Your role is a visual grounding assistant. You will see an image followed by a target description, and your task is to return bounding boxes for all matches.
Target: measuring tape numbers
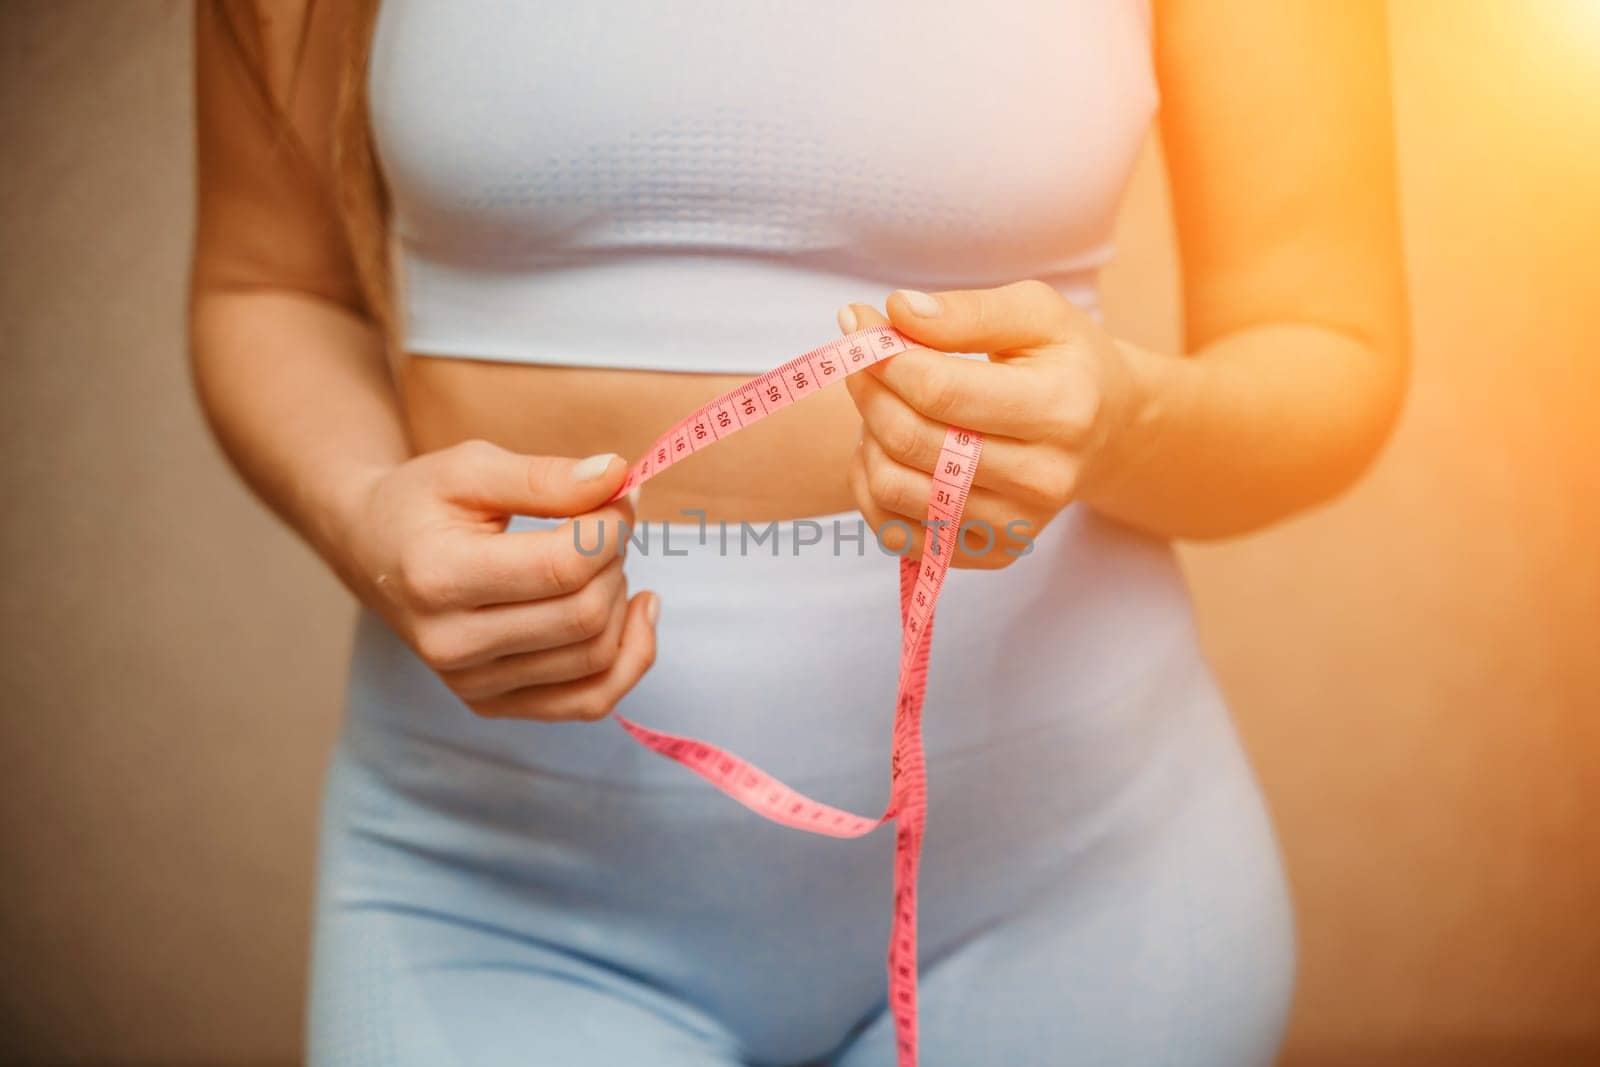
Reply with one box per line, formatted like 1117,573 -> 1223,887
602,325 -> 983,1066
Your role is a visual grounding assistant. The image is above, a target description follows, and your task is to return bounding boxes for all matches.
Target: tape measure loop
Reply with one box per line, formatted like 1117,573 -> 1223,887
607,326 -> 982,1067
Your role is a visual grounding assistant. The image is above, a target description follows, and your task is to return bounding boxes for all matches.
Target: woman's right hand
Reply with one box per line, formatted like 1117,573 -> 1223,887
332,439 -> 658,722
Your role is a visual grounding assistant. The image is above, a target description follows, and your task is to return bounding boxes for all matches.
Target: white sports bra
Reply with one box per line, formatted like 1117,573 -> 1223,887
367,1 -> 1158,374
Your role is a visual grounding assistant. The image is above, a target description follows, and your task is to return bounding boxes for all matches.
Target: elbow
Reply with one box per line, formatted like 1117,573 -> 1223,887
1179,318 -> 1412,544
1246,320 -> 1409,540
185,281 -> 227,424
1331,311 -> 1412,498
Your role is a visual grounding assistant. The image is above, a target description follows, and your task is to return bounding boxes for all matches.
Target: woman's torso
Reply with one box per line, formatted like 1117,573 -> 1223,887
369,0 -> 1158,520
330,13 -> 1298,1056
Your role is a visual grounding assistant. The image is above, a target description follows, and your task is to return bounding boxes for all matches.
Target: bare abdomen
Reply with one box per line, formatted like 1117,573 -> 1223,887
399,353 -> 864,523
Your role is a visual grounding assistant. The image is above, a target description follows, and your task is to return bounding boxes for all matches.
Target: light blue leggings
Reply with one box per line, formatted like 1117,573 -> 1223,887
306,506 -> 1295,1065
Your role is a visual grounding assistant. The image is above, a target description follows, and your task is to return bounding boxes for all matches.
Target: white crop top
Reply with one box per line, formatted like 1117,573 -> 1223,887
367,1 -> 1158,374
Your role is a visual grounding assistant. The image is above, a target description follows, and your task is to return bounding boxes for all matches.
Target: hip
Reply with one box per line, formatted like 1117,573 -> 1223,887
340,501 -> 1213,791
332,500 -> 1264,920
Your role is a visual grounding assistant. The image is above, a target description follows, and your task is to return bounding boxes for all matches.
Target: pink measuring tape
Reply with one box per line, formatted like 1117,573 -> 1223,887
603,325 -> 980,1066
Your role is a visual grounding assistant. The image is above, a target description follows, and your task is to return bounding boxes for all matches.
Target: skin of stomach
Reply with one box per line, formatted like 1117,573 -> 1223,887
400,353 -> 865,524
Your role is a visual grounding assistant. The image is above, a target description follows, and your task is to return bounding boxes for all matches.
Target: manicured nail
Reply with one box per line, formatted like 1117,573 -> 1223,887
894,289 -> 941,316
572,453 -> 621,482
627,487 -> 641,510
645,592 -> 661,626
836,303 -> 858,334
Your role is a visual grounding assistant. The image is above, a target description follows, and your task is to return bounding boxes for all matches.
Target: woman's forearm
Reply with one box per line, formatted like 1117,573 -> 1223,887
187,286 -> 410,583
1080,322 -> 1406,540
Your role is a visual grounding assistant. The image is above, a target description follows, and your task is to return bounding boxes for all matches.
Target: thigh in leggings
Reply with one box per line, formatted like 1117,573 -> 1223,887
832,653 -> 1295,1066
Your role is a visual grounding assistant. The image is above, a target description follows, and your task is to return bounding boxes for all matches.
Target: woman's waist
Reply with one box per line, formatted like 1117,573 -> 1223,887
400,352 -> 863,522
335,521 -> 1232,946
343,504 -> 1213,788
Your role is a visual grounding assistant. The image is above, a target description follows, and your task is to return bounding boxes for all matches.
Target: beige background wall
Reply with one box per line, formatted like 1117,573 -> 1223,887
2,2 -> 1595,1064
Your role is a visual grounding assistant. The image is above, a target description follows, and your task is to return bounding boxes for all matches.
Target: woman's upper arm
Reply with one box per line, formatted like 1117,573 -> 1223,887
1151,0 -> 1408,358
191,0 -> 365,311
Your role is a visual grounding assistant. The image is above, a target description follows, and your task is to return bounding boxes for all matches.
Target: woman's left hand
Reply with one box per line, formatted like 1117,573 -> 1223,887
839,279 -> 1145,569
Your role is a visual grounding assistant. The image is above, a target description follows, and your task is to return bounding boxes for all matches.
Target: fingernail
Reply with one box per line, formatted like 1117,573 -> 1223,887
645,592 -> 661,626
627,487 -> 641,510
573,453 -> 621,482
894,289 -> 941,316
835,303 -> 858,334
